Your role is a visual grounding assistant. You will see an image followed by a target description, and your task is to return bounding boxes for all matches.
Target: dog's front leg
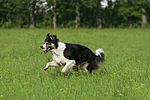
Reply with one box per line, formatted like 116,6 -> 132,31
44,61 -> 60,70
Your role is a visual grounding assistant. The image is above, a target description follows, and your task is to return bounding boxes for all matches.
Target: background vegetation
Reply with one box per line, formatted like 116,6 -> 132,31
0,0 -> 150,28
0,29 -> 150,99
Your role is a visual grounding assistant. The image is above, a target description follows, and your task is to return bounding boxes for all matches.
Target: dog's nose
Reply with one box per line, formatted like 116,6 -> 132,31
40,46 -> 43,49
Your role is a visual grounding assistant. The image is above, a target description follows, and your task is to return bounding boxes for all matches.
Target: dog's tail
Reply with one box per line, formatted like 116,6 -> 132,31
86,48 -> 105,74
95,48 -> 105,63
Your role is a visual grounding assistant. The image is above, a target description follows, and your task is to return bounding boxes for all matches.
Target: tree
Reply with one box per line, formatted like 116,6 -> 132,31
80,0 -> 100,28
97,10 -> 102,29
0,0 -> 9,28
6,0 -> 11,28
76,0 -> 80,28
141,8 -> 147,27
29,0 -> 35,28
139,0 -> 149,27
34,0 -> 53,28
53,0 -> 57,29
55,0 -> 75,28
0,0 -> 150,28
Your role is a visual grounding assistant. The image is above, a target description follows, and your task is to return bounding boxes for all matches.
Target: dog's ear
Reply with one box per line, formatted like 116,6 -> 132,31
50,35 -> 57,40
46,33 -> 50,38
50,35 -> 59,42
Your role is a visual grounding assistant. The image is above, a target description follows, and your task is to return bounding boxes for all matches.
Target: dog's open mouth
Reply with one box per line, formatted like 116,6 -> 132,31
44,48 -> 51,53
44,50 -> 49,53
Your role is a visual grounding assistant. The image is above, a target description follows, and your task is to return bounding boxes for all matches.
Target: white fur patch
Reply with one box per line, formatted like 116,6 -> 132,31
51,42 -> 76,66
95,48 -> 104,58
42,42 -> 47,51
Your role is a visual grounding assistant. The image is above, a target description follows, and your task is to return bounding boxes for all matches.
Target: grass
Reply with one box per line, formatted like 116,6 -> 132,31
0,29 -> 150,100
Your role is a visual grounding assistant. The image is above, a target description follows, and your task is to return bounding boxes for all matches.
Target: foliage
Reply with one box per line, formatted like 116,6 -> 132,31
0,29 -> 150,99
56,0 -> 76,28
0,0 -> 150,28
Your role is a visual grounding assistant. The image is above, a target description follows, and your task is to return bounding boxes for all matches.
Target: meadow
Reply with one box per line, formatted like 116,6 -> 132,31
0,29 -> 150,100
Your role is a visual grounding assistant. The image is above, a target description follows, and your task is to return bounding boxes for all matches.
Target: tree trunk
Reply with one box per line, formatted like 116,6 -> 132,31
53,0 -> 57,29
97,11 -> 102,29
75,0 -> 80,28
6,0 -> 11,28
29,0 -> 35,29
141,8 -> 147,27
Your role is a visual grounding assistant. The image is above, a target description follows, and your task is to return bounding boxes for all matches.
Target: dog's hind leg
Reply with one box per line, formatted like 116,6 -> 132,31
73,66 -> 78,72
86,64 -> 93,74
86,61 -> 99,74
44,61 -> 60,70
80,62 -> 89,74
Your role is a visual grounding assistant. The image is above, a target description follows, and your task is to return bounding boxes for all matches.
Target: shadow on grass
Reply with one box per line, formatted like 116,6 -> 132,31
44,65 -> 108,79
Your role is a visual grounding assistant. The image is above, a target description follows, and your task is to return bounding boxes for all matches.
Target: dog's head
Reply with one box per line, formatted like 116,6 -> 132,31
40,33 -> 59,53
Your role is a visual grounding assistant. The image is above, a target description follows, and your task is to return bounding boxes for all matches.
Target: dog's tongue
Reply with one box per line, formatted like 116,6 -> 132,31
44,50 -> 49,53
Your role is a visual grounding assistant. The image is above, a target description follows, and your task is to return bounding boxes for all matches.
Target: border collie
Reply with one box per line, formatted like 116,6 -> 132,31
40,33 -> 105,75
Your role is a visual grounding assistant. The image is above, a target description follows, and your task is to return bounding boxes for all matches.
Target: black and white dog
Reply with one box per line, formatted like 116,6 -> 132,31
40,33 -> 105,75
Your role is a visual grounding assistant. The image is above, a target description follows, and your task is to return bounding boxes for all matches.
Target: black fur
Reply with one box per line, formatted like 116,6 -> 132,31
41,33 -> 105,74
44,33 -> 59,49
64,43 -> 103,73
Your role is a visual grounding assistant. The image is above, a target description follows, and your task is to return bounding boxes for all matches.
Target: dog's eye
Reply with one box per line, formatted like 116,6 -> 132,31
43,43 -> 49,45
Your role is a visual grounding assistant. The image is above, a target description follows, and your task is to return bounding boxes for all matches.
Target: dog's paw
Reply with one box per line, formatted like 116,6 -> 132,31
44,67 -> 48,70
64,73 -> 68,76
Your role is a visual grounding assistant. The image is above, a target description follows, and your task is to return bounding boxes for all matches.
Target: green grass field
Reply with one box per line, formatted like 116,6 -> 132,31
0,29 -> 150,100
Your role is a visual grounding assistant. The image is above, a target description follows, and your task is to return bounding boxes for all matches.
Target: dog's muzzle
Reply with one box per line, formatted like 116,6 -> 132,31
40,46 -> 44,49
40,45 -> 52,53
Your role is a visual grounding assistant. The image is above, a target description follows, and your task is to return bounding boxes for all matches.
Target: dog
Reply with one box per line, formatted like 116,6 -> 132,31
40,33 -> 105,75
